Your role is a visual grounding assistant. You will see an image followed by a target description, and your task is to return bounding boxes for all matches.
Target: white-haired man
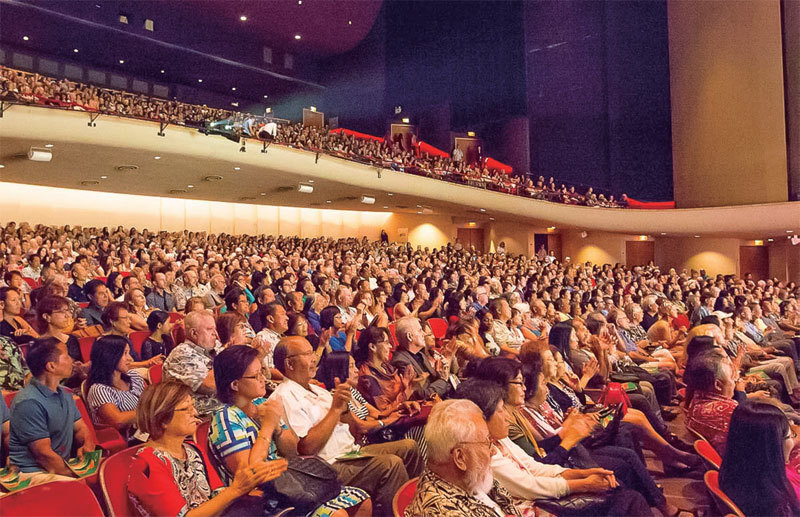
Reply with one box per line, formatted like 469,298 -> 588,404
407,399 -> 521,516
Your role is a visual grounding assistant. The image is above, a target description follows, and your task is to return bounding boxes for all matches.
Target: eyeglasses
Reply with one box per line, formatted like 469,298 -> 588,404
242,371 -> 267,380
509,380 -> 526,387
452,435 -> 493,451
287,350 -> 315,359
786,428 -> 797,440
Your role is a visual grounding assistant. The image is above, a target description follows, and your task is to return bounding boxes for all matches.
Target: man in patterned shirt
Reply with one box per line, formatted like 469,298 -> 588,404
685,348 -> 738,453
163,311 -> 222,417
408,399 -> 521,517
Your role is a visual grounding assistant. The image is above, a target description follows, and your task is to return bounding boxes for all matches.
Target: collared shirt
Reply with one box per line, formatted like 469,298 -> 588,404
0,335 -> 30,391
686,391 -> 738,453
146,288 -> 175,312
21,265 -> 42,280
9,377 -> 81,472
174,285 -> 209,311
163,341 -> 222,417
268,378 -> 358,463
79,304 -> 105,327
338,305 -> 356,325
406,469 -> 521,517
67,281 -> 89,302
252,328 -> 281,371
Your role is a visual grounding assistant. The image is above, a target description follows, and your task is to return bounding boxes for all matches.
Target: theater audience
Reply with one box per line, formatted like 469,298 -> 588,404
8,339 -> 95,485
141,310 -> 174,361
79,278 -> 110,327
215,311 -> 252,348
35,295 -> 82,362
251,301 -> 287,381
1,286 -> 39,345
391,317 -> 453,399
685,348 -> 738,452
146,271 -> 176,312
269,336 -> 422,514
128,381 -> 287,517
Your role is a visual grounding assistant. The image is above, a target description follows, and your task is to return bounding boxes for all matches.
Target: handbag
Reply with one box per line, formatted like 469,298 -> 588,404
534,493 -> 610,515
260,456 -> 342,515
581,403 -> 624,449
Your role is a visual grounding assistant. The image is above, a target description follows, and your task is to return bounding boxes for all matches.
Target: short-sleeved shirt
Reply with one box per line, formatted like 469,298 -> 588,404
208,398 -> 286,483
79,304 -> 105,327
268,378 -> 358,463
163,342 -> 222,417
0,395 -> 9,425
9,377 -> 81,472
251,328 -> 281,370
87,370 -> 145,423
0,335 -> 30,391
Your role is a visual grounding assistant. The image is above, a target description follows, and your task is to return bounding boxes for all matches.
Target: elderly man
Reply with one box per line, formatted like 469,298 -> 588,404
146,271 -> 175,312
202,273 -> 226,309
391,317 -> 451,399
269,336 -> 421,514
685,348 -> 738,453
407,399 -> 521,517
174,269 -> 208,311
470,284 -> 490,313
162,311 -> 222,417
334,286 -> 356,324
66,263 -> 89,302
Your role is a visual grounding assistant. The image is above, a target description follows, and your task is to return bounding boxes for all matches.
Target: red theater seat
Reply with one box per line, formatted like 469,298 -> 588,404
0,480 -> 104,517
79,336 -> 96,362
100,446 -> 139,517
694,439 -> 722,470
149,363 -> 163,384
128,330 -> 150,358
427,318 -> 447,339
392,477 -> 418,517
704,470 -> 745,517
73,395 -> 126,456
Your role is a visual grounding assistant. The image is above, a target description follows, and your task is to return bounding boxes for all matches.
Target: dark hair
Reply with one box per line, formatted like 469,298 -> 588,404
700,314 -> 721,327
585,318 -> 603,335
224,287 -> 245,312
35,295 -> 70,333
216,312 -> 246,344
453,379 -> 505,421
521,358 -> 544,402
353,326 -> 390,366
685,348 -> 727,393
319,306 -> 341,330
287,312 -> 307,335
685,335 -> 716,362
0,286 -> 19,304
214,345 -> 261,404
720,401 -> 800,516
548,322 -> 574,364
87,335 -> 131,390
473,357 -> 522,391
273,340 -> 289,375
147,310 -> 170,332
27,337 -> 65,377
315,351 -> 352,390
83,278 -> 106,300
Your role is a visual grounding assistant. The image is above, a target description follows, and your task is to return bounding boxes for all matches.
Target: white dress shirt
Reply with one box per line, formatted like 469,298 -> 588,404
491,437 -> 569,500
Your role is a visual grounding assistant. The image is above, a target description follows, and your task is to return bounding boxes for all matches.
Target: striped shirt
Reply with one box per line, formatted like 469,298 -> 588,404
86,370 -> 145,423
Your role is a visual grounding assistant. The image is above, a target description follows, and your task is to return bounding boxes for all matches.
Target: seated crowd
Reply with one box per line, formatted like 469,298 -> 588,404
0,65 -> 628,209
0,220 -> 798,516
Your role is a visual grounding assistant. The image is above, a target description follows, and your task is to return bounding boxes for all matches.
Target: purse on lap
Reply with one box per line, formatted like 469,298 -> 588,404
260,456 -> 342,515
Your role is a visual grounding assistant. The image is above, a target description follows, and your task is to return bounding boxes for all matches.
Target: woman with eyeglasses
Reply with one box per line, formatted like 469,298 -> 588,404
129,381 -> 287,517
215,312 -> 252,348
208,346 -> 371,517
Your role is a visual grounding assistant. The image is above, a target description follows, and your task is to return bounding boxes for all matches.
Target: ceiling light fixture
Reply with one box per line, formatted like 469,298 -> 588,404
264,95 -> 268,98
402,117 -> 410,123
298,183 -> 314,193
660,232 -> 667,235
787,230 -> 794,233
479,208 -> 486,212
160,69 -> 165,74
198,79 -> 203,83
100,175 -> 108,179
694,235 -> 701,238
0,165 -> 4,169
361,195 -> 376,205
234,167 -> 240,171
231,87 -> 236,91
298,0 -> 302,4
260,192 -> 266,196
768,238 -> 774,242
23,36 -> 29,41
119,59 -> 125,64
326,200 -> 332,204
239,15 -> 247,21
187,184 -> 194,188
383,206 -> 389,209
73,48 -> 79,53
387,193 -> 393,196
348,20 -> 352,25
294,34 -> 302,40
44,144 -> 54,148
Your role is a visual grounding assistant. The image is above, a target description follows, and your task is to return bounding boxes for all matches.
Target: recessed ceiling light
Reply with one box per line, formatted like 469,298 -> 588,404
298,0 -> 302,4
119,59 -> 125,64
294,34 -> 302,40
198,79 -> 203,83
694,235 -> 701,238
231,87 -> 236,91
479,208 -> 486,212
768,238 -> 774,242
44,144 -> 54,148
260,192 -> 266,196
383,206 -> 388,209
73,48 -> 79,53
326,200 -> 332,203
348,20 -> 352,25
187,184 -> 194,188
234,167 -> 240,171
787,230 -> 794,233
239,15 -> 247,21
660,232 -> 667,235
160,69 -> 165,74
100,175 -> 108,179
416,204 -> 422,208
23,36 -> 29,41
154,156 -> 161,160
489,217 -> 495,221
0,165 -> 5,169
308,179 -> 314,183
387,193 -> 393,196
263,95 -> 268,99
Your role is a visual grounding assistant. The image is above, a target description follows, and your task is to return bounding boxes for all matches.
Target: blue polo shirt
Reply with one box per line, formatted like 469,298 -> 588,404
9,378 -> 81,472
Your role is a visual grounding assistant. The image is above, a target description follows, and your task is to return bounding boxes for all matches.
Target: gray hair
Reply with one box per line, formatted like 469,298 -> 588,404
424,399 -> 484,465
394,316 -> 419,349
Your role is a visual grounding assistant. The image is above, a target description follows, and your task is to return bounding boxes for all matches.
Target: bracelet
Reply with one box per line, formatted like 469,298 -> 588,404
377,419 -> 385,428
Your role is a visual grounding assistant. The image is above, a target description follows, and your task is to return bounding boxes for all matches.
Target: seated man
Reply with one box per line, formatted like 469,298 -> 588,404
685,348 -> 738,452
162,311 -> 222,417
269,336 -> 422,515
8,339 -> 95,486
66,263 -> 89,303
79,279 -> 109,327
407,398 -> 521,517
390,316 -> 451,399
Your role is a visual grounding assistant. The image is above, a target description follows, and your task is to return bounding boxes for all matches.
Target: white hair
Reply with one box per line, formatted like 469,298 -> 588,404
424,399 -> 484,465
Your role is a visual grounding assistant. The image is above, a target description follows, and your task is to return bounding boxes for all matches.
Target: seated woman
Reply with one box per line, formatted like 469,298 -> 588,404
141,310 -> 175,361
318,306 -> 356,354
103,301 -> 163,371
353,326 -> 421,412
445,315 -> 489,373
389,283 -> 414,320
128,381 -> 287,517
124,287 -> 151,331
477,309 -> 501,356
453,378 -> 652,517
286,312 -> 319,351
208,346 -> 371,517
0,286 -> 39,345
216,312 -> 252,348
86,335 -> 144,439
720,401 -> 800,516
473,356 -> 687,516
647,303 -> 687,361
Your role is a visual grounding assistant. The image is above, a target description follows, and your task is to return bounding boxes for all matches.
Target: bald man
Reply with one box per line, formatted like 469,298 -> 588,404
162,311 -> 222,416
269,336 -> 421,514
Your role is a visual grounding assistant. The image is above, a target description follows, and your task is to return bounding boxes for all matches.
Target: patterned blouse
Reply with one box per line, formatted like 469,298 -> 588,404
163,342 -> 222,417
87,370 -> 145,426
406,469 -> 521,517
0,335 -> 29,391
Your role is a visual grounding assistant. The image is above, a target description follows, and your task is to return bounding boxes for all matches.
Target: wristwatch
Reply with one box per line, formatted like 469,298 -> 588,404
377,419 -> 385,428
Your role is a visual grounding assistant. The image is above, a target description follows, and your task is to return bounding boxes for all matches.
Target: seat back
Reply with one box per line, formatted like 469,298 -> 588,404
704,470 -> 745,517
22,277 -> 38,289
694,439 -> 722,470
78,336 -> 96,362
194,420 -> 211,459
0,480 -> 104,516
392,477 -> 418,517
388,322 -> 399,350
4,390 -> 18,408
149,363 -> 163,384
100,446 -> 139,517
427,318 -> 448,339
168,312 -> 184,323
128,330 -> 151,358
386,306 -> 394,320
687,425 -> 711,444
